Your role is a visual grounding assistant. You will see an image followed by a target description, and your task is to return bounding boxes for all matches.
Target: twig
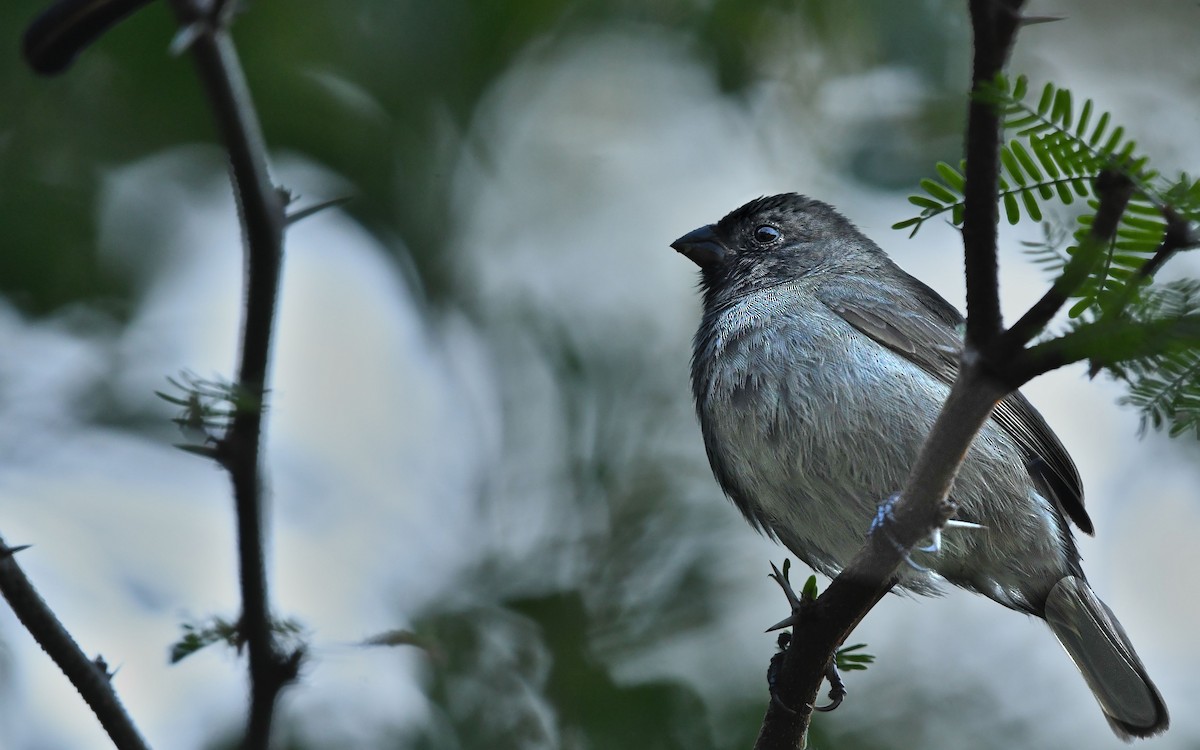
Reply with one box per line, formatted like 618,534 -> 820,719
1135,209 -> 1195,281
1011,314 -> 1200,385
22,0 -> 157,75
961,0 -> 1026,344
0,540 -> 151,750
164,1 -> 298,747
1095,207 -> 1198,331
996,169 -> 1135,361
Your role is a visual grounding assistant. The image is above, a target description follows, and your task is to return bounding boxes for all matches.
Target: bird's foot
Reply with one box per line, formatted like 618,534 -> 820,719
868,493 -> 931,571
815,658 -> 846,712
766,632 -> 795,714
870,495 -> 987,570
765,615 -> 847,713
763,566 -> 848,715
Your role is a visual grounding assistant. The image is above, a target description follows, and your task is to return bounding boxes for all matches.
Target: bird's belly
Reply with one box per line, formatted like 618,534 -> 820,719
699,328 -> 1068,596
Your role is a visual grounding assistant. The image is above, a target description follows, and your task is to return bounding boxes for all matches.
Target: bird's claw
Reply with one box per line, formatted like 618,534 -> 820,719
868,496 -> 985,569
764,561 -> 849,715
766,625 -> 848,715
815,659 -> 847,712
767,632 -> 796,714
915,527 -> 941,554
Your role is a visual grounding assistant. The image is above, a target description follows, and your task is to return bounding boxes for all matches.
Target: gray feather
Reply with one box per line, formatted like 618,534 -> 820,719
1045,576 -> 1169,738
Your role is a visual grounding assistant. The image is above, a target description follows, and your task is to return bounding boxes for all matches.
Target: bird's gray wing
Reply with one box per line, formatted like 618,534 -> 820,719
815,269 -> 1092,535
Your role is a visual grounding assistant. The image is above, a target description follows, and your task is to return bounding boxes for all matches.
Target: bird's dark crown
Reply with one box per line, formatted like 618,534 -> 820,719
715,193 -> 853,240
692,193 -> 884,304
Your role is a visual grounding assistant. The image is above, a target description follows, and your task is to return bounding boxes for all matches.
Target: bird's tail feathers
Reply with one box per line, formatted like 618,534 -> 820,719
1044,575 -> 1168,740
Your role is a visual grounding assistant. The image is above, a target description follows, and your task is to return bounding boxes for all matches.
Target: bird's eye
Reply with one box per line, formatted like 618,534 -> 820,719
753,225 -> 781,244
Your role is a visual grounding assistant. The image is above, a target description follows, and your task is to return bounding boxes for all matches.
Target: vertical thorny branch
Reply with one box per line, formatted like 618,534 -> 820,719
165,1 -> 301,747
13,1 -> 301,747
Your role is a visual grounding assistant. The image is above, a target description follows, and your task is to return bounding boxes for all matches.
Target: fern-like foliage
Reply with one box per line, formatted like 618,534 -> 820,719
897,75 -> 1200,439
896,75 -> 1159,235
1019,221 -> 1071,275
1119,280 -> 1200,438
897,75 -> 1200,319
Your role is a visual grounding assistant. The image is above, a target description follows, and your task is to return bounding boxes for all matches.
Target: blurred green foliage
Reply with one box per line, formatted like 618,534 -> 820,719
2,0 -> 965,315
413,593 -> 721,750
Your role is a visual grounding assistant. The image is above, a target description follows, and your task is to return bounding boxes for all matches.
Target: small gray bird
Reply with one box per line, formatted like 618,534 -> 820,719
672,193 -> 1168,739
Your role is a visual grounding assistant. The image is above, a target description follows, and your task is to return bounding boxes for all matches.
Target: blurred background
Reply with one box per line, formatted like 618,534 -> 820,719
1,0 -> 1198,748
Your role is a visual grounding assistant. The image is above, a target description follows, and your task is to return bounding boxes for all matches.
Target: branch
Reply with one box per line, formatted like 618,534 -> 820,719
961,0 -> 1026,344
996,169 -> 1134,357
996,181 -> 1195,386
164,1 -> 299,747
1098,207 -> 1198,328
22,0 -> 157,75
1011,315 -> 1200,386
0,541 -> 151,750
1134,209 -> 1196,282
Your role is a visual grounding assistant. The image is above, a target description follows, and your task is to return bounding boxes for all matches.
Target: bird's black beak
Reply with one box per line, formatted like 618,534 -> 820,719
671,224 -> 728,268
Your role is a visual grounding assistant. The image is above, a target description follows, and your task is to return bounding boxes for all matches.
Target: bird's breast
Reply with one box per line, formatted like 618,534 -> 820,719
690,292 -> 1069,592
691,294 -> 952,571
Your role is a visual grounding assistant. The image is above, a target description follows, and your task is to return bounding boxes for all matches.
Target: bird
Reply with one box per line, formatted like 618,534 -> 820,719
671,192 -> 1168,740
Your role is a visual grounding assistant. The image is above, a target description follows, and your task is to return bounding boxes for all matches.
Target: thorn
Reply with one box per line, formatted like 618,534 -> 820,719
168,21 -> 206,56
285,196 -> 353,226
175,443 -> 224,461
1018,14 -> 1067,26
919,521 -> 985,553
766,559 -> 807,631
766,613 -> 802,633
93,655 -> 115,680
945,519 -> 985,531
768,561 -> 804,610
1,544 -> 31,559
